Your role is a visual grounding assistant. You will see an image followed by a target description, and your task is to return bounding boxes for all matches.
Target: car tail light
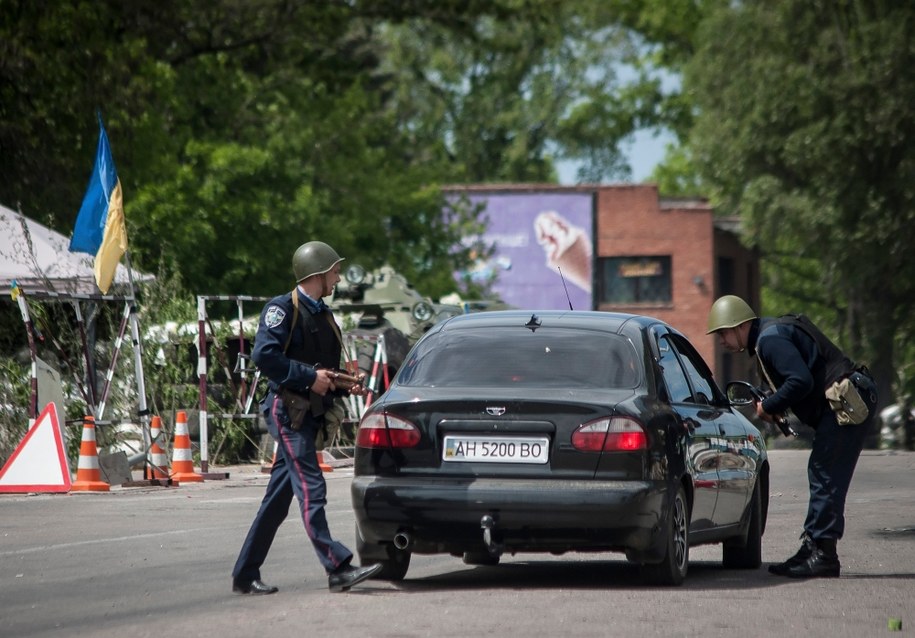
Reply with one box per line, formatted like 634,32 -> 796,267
356,413 -> 421,449
571,416 -> 647,452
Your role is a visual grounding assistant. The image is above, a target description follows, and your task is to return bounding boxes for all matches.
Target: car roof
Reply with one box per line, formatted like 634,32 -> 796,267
435,309 -> 669,334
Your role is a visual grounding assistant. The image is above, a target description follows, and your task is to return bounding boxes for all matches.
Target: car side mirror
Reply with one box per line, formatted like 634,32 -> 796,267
726,381 -> 758,406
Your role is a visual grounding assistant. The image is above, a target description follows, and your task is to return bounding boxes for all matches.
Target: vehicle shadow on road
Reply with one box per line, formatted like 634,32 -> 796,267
838,573 -> 915,580
388,559 -> 831,592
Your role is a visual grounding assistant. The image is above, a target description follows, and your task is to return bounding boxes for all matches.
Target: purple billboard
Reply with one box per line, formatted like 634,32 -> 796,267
455,192 -> 595,310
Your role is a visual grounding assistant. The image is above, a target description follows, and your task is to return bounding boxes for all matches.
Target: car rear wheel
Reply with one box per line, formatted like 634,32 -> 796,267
640,484 -> 689,586
355,525 -> 411,581
722,479 -> 763,569
370,546 -> 411,581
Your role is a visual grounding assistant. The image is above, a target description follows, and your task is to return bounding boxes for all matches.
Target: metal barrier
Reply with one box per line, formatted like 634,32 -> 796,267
193,295 -> 393,466
11,286 -> 153,473
194,295 -> 270,477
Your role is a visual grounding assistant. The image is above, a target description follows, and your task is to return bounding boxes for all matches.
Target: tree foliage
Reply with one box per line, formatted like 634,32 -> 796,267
0,1 -> 502,296
686,0 -> 915,405
377,3 -> 648,183
2,0 -> 685,301
4,0 -> 915,413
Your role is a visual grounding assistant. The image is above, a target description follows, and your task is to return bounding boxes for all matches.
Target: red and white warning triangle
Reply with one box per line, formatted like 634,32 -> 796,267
0,402 -> 72,493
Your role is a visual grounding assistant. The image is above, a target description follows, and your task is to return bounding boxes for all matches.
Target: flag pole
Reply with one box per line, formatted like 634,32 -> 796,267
71,113 -> 154,477
122,249 -> 153,473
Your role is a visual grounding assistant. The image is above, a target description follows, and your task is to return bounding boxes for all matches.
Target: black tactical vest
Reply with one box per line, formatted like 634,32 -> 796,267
769,314 -> 857,387
760,314 -> 858,426
286,307 -> 343,415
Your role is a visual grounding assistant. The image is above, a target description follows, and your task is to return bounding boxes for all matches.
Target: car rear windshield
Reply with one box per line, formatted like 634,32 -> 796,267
396,327 -> 641,389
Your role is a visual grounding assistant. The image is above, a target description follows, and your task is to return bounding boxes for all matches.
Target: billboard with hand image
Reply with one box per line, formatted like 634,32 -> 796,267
454,192 -> 594,310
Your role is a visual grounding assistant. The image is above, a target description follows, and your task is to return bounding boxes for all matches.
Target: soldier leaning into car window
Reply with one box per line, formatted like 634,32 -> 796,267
706,295 -> 877,579
231,241 -> 381,595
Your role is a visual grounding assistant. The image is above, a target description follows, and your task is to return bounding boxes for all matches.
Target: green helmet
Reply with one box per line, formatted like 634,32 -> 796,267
706,295 -> 757,334
292,241 -> 344,282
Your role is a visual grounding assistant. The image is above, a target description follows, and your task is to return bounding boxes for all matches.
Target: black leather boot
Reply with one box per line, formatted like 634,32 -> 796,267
768,532 -> 815,576
786,538 -> 840,579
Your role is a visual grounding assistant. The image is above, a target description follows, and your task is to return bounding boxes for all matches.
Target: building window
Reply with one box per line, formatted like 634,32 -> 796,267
599,256 -> 672,304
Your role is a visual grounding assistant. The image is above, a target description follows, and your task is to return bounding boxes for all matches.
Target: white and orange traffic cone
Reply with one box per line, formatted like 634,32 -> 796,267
316,449 -> 333,473
71,416 -> 110,492
147,416 -> 176,483
261,444 -> 331,472
170,411 -> 203,483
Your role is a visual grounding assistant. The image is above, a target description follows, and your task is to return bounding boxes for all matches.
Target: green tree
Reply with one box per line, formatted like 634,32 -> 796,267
0,0 -> 739,305
0,1 -> 149,228
597,0 -> 720,189
686,0 -> 915,408
0,0 -> 518,299
379,2 -> 682,184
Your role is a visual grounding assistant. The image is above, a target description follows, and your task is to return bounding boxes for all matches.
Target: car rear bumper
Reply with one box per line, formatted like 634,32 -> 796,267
351,475 -> 669,558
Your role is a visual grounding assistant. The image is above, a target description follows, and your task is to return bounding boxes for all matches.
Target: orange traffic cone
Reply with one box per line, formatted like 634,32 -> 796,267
261,443 -> 332,472
71,416 -> 110,492
147,416 -> 176,483
316,448 -> 333,473
170,411 -> 203,483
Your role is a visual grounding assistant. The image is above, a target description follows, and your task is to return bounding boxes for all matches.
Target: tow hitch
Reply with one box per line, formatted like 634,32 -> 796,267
480,514 -> 504,557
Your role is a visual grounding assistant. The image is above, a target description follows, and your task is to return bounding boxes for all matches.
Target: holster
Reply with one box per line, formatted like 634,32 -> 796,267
279,387 -> 311,431
825,377 -> 869,425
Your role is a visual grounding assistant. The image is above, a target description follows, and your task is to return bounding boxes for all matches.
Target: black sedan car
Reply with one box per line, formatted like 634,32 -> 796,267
351,310 -> 768,585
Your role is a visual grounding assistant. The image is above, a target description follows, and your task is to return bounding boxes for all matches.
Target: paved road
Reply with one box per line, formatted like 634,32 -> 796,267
1,449 -> 913,638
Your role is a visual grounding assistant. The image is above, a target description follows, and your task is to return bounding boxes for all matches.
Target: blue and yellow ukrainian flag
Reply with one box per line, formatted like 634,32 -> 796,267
69,115 -> 127,294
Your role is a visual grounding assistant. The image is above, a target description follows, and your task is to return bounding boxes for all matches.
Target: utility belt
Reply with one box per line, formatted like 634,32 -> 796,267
826,367 -> 877,426
275,386 -> 334,449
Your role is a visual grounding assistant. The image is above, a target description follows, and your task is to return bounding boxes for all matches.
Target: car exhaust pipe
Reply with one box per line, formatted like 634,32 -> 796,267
480,515 -> 503,556
393,531 -> 412,550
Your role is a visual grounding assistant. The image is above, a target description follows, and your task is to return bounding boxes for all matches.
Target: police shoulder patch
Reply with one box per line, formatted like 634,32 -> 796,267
264,305 -> 286,328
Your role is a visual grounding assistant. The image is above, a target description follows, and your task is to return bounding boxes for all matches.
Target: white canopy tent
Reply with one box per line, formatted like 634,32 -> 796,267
2,203 -> 155,475
0,202 -> 151,294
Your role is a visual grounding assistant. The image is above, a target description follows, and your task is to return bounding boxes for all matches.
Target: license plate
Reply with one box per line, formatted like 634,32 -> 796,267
442,435 -> 549,464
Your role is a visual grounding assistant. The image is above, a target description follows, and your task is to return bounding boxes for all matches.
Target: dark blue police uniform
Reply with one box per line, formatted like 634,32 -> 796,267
748,317 -> 877,542
232,288 -> 353,585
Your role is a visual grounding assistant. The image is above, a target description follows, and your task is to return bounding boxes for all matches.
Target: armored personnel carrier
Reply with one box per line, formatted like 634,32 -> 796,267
329,264 -> 463,380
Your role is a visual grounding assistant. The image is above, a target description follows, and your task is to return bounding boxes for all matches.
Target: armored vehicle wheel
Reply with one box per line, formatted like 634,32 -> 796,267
350,323 -> 412,385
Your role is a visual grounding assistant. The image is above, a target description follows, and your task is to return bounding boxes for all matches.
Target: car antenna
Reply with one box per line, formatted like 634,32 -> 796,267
558,267 -> 574,310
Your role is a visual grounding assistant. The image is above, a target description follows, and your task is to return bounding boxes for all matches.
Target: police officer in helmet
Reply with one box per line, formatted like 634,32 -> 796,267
707,295 -> 877,579
232,241 -> 381,594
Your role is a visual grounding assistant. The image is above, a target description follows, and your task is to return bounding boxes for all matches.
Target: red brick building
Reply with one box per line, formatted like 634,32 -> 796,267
593,184 -> 758,383
446,183 -> 759,384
